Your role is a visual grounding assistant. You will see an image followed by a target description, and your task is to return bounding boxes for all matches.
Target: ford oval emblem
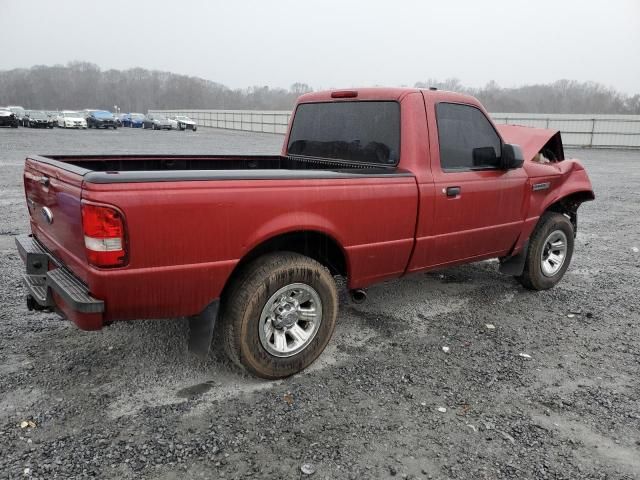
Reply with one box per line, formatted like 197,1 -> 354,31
41,207 -> 54,225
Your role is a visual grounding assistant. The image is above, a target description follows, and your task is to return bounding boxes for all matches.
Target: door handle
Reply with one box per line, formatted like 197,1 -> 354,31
39,176 -> 50,187
446,186 -> 461,197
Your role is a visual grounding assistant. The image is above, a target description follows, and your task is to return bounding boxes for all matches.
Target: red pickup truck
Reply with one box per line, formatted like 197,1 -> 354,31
17,88 -> 594,378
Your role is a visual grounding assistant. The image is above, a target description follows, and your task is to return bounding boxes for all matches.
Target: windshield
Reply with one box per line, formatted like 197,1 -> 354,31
94,111 -> 113,118
287,101 -> 400,165
30,111 -> 48,119
175,116 -> 191,121
63,111 -> 81,118
131,114 -> 145,119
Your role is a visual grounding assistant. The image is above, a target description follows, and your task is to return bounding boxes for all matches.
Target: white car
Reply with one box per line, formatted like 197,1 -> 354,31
166,117 -> 178,130
58,111 -> 87,129
173,115 -> 197,131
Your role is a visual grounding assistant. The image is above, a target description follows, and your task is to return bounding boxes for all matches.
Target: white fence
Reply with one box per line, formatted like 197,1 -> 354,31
150,109 -> 291,134
492,113 -> 640,149
151,109 -> 640,149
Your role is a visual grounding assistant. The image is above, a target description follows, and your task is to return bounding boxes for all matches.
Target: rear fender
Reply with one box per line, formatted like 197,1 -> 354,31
242,212 -> 347,263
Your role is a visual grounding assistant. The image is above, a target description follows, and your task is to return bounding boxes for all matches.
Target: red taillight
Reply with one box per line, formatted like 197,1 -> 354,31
331,90 -> 358,98
81,202 -> 127,268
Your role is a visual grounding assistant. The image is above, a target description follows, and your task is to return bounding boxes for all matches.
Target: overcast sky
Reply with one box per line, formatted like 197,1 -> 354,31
1,0 -> 639,94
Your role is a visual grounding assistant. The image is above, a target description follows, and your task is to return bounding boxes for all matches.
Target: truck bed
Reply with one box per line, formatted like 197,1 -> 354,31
23,152 -> 419,326
35,154 -> 410,183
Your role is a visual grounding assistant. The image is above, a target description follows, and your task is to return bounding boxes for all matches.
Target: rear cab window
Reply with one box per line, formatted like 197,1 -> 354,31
287,101 -> 400,165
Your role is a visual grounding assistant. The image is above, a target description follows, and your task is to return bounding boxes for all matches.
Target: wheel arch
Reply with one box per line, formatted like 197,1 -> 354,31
544,189 -> 595,234
219,229 -> 349,302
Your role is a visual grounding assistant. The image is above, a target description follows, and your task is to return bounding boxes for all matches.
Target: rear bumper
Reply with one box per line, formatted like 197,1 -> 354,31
16,234 -> 105,330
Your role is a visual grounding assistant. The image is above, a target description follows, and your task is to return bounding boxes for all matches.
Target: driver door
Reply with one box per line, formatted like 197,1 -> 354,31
426,102 -> 528,267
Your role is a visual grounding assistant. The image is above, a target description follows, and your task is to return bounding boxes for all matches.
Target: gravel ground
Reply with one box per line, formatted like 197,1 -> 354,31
0,127 -> 639,480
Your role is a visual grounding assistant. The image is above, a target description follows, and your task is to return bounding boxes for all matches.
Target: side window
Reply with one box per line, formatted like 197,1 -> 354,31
436,103 -> 502,171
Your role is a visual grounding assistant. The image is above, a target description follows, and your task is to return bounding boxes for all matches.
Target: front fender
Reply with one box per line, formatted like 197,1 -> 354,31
538,160 -> 594,213
514,159 -> 594,253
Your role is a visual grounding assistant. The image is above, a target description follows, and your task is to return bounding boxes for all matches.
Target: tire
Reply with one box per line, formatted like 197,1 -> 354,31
517,212 -> 574,290
219,252 -> 338,379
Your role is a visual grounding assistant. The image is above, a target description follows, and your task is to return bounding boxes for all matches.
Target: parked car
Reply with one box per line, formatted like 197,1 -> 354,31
173,115 -> 197,131
142,113 -> 173,130
58,111 -> 88,129
6,106 -> 26,126
24,110 -> 55,128
121,113 -> 144,128
114,113 -> 126,127
0,108 -> 19,128
16,87 -> 594,379
86,110 -> 117,129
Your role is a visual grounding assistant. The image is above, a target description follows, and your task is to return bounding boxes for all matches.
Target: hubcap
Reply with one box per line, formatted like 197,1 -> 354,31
258,283 -> 322,358
540,230 -> 568,277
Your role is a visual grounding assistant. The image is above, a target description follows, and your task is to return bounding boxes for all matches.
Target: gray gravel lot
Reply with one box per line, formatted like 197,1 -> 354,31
1,127 -> 639,479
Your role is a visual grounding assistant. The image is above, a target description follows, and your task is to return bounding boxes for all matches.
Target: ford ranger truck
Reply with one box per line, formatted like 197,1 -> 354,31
17,88 -> 594,379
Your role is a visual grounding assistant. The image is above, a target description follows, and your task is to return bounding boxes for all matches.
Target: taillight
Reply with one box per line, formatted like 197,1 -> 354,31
81,202 -> 127,268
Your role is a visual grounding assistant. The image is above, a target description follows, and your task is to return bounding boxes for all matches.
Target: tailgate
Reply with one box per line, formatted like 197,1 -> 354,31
24,157 -> 88,281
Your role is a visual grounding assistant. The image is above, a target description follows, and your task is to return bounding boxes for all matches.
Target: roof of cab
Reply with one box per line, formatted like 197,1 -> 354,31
296,87 -> 479,105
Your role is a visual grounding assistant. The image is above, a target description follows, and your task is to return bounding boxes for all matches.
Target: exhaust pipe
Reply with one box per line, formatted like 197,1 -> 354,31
350,289 -> 367,304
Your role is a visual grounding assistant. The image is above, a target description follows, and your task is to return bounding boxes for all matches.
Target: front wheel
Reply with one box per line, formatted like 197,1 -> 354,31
517,212 -> 574,290
220,252 -> 338,379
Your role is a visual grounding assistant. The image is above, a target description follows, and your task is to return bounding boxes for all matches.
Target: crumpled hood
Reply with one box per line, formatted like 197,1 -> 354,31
496,124 -> 560,162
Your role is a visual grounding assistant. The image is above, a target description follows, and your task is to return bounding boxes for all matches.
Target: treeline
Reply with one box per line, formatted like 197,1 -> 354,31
0,62 -> 312,112
415,78 -> 640,114
1,62 -> 638,114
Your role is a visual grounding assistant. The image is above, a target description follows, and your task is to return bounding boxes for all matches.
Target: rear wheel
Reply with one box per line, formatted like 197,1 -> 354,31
220,252 -> 338,379
517,212 -> 574,290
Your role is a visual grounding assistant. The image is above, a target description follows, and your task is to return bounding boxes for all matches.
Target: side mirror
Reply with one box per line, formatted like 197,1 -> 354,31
501,144 -> 524,170
472,147 -> 500,168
